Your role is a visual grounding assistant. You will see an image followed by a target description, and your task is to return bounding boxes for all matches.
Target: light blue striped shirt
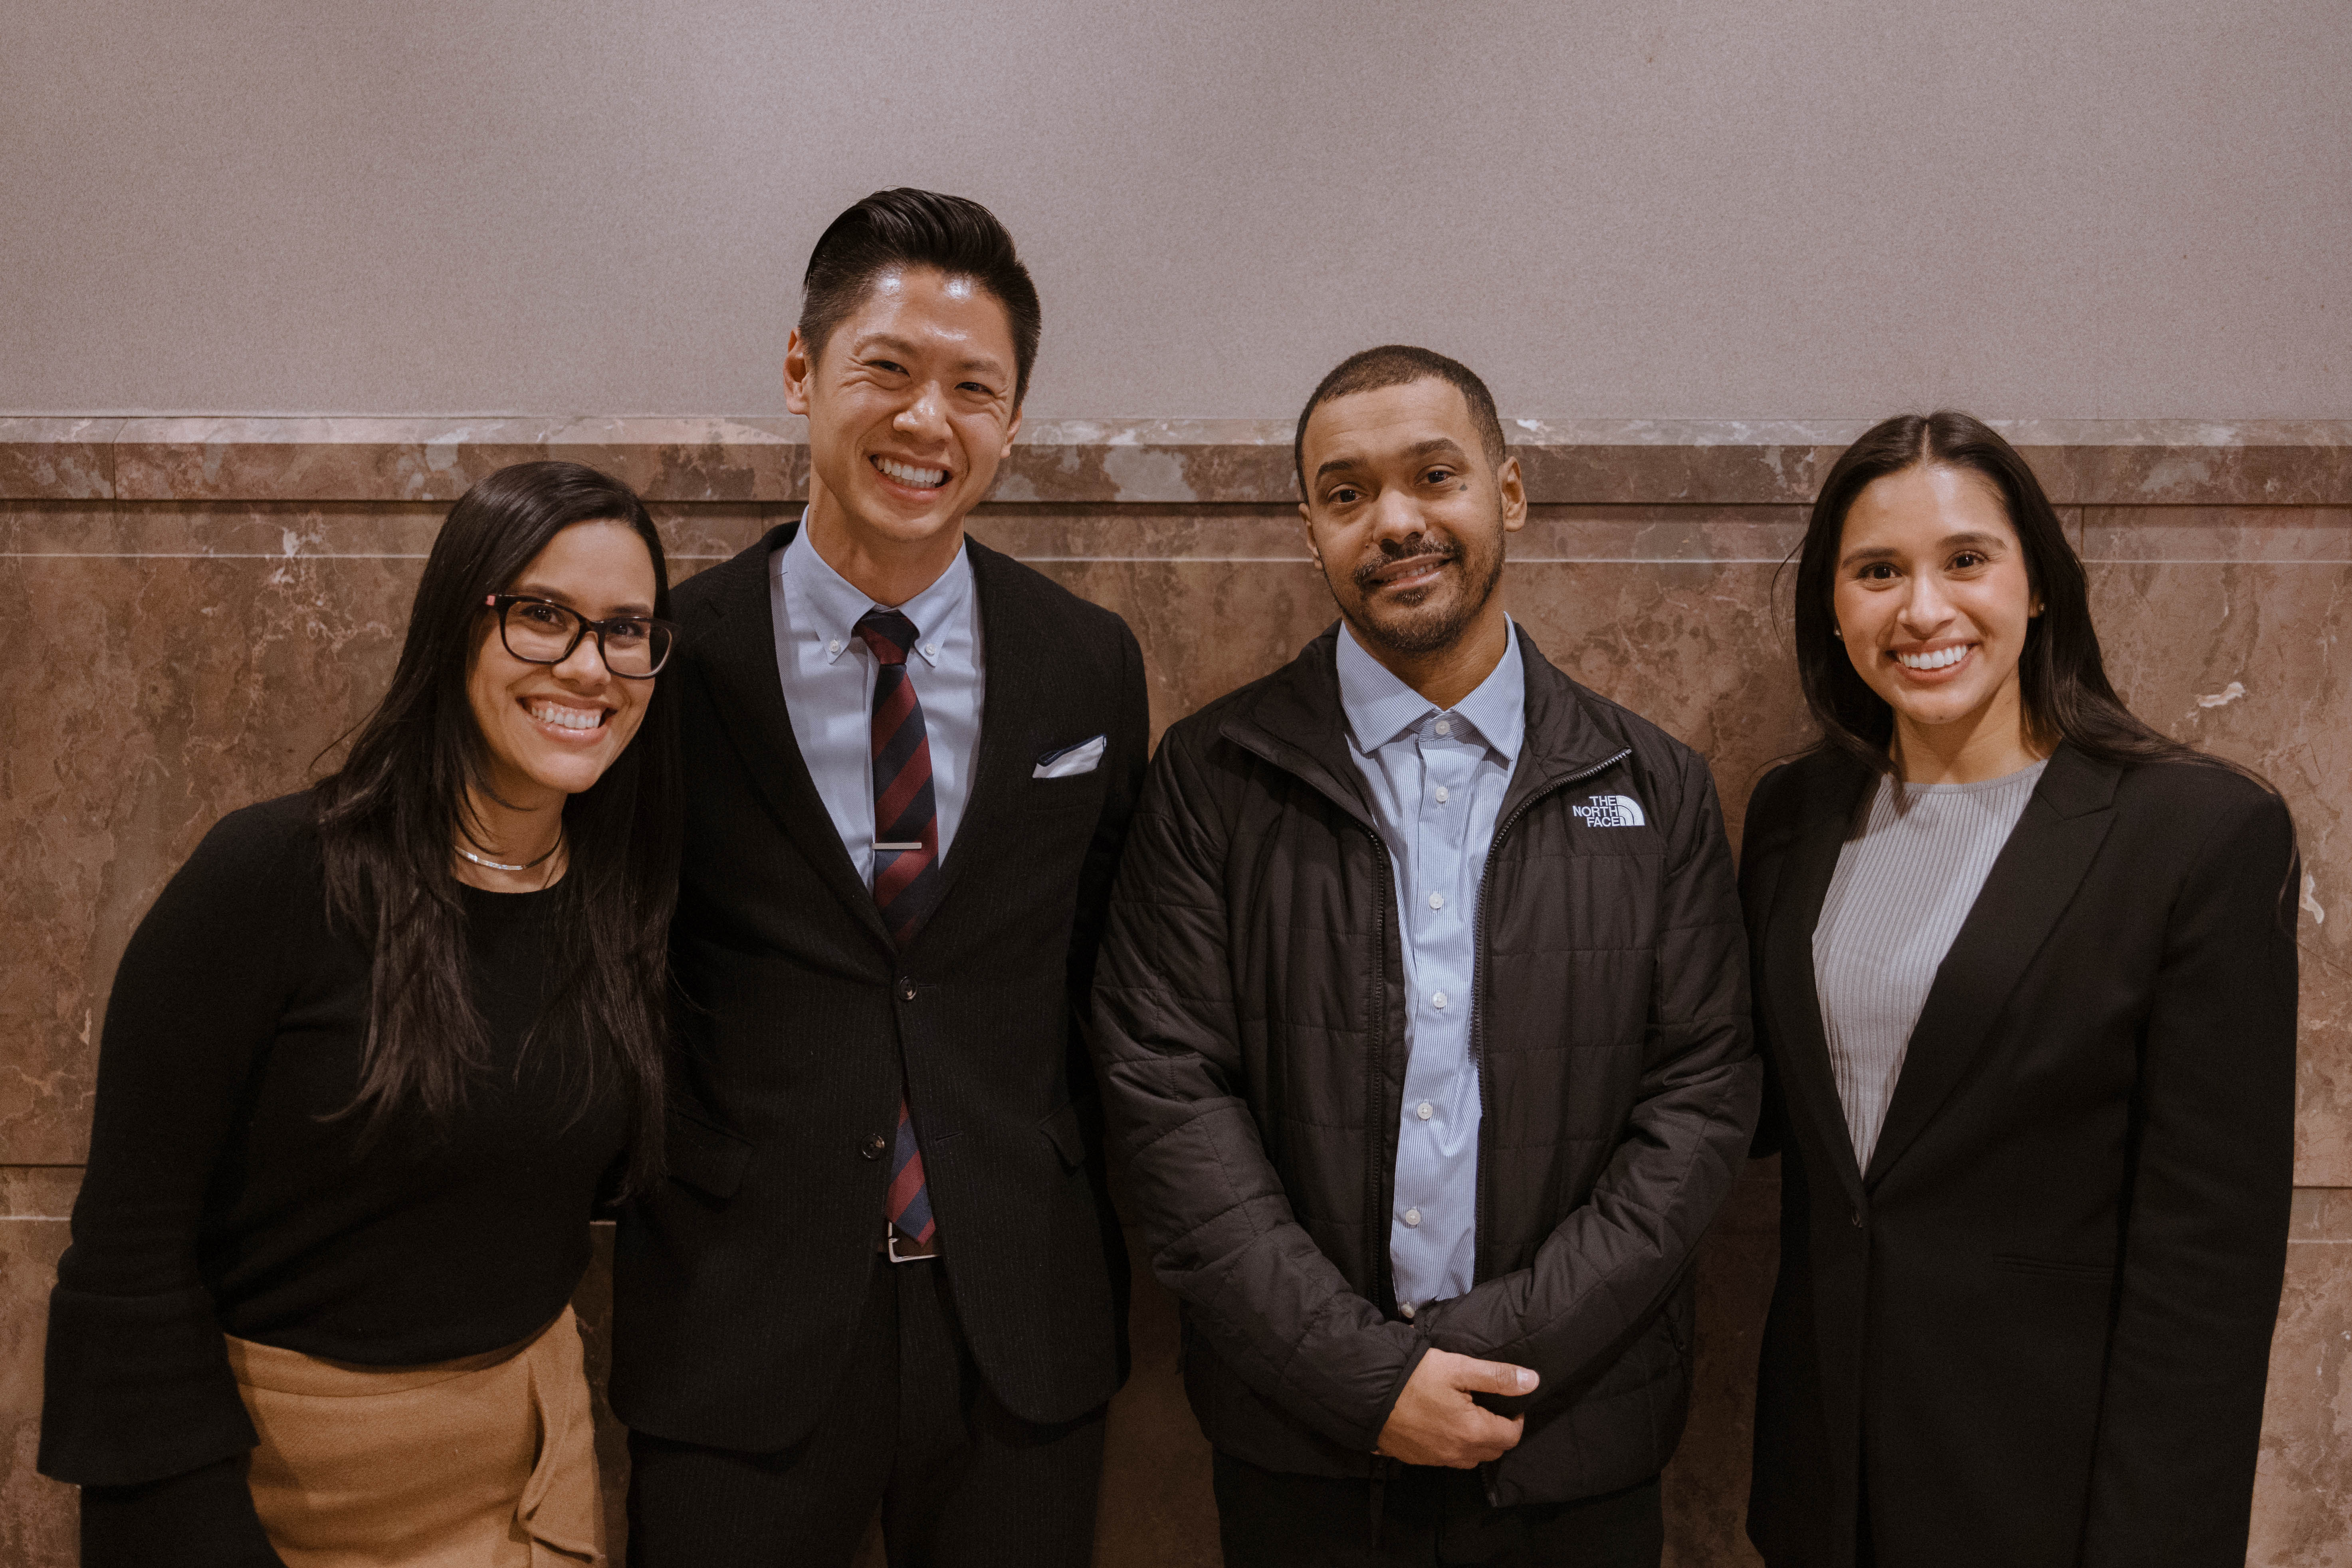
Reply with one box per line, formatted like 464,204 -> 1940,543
768,516 -> 985,878
1335,620 -> 1526,1317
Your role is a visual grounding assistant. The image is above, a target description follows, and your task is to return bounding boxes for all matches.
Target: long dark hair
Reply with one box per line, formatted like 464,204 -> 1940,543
313,461 -> 678,1189
1791,410 -> 2254,785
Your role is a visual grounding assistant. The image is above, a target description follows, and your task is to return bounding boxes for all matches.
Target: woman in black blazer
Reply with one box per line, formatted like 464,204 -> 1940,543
1740,411 -> 2299,1568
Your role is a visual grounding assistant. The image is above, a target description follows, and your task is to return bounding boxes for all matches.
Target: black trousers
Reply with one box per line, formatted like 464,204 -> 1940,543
626,1255 -> 1106,1568
1213,1451 -> 1664,1568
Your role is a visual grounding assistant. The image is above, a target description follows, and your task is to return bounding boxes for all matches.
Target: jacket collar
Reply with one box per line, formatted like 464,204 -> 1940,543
1217,620 -> 1635,827
1759,753 -> 1875,1208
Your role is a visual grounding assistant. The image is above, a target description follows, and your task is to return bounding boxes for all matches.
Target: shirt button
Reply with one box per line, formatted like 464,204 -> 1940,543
923,644 -> 938,658
1428,893 -> 1444,910
862,1134 -> 888,1159
1433,719 -> 1452,737
1434,786 -> 1449,804
1399,1301 -> 1416,1320
827,638 -> 842,655
900,981 -> 917,1001
1417,1101 -> 1433,1121
1403,1208 -> 1422,1228
1431,991 -> 1448,1010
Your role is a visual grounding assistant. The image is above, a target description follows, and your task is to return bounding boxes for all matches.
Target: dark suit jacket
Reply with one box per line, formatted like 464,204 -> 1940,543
610,521 -> 1149,1452
1740,741 -> 2298,1568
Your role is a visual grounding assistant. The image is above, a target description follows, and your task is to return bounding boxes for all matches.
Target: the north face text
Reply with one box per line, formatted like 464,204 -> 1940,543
1572,794 -> 1647,827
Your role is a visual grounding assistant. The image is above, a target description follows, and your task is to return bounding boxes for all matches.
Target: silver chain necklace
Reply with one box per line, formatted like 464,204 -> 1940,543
456,830 -> 563,874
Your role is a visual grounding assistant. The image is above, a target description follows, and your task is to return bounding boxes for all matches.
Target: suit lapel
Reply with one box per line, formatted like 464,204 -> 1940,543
1863,743 -> 2121,1187
922,537 -> 1058,920
1762,757 -> 1874,1209
691,522 -> 892,950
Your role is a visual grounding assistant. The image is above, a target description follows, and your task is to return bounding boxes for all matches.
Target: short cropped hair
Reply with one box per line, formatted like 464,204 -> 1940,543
798,188 -> 1042,406
1293,345 -> 1508,496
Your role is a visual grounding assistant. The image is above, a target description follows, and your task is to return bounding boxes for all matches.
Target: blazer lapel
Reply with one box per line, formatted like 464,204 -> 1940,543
691,523 -> 892,950
1762,757 -> 1875,1209
922,537 -> 1063,918
1863,743 -> 2121,1187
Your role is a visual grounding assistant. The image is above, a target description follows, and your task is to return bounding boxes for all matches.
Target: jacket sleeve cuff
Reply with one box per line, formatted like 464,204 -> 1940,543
1367,1337 -> 1435,1452
39,1284 -> 259,1487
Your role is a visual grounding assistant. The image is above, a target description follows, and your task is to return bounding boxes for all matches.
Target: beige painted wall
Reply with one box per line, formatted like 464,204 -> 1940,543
3,0 -> 2348,420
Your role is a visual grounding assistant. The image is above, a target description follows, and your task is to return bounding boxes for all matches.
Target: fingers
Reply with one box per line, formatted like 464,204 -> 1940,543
1439,1350 -> 1539,1397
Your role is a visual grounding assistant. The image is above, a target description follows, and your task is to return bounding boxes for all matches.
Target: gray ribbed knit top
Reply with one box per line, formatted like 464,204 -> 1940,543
1812,759 -> 2048,1167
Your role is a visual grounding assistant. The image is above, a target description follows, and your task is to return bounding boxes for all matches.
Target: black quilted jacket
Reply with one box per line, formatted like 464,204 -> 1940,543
1090,624 -> 1760,1504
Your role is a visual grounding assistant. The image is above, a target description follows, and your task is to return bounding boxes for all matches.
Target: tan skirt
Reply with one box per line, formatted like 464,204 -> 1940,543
224,1306 -> 606,1568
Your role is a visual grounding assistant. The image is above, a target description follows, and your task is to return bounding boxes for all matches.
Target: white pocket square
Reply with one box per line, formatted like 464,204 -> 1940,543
1033,735 -> 1108,779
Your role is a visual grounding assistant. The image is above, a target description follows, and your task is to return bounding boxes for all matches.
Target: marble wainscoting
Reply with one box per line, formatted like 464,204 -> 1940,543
1,418 -> 2347,1567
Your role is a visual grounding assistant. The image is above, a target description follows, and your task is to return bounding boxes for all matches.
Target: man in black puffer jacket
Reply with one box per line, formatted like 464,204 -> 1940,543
1092,346 -> 1760,1566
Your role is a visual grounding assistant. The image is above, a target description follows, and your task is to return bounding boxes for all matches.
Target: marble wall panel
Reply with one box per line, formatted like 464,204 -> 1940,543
2081,513 -> 2352,1187
2250,1189 -> 2352,1568
106,418 -> 807,506
5,471 -> 2351,1565
1660,1160 -> 1779,1568
0,540 -> 422,1163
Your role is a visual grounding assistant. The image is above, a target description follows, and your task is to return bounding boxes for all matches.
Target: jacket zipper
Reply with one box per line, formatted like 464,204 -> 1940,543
1361,827 -> 1398,1317
1466,749 -> 1631,1288
1465,746 -> 1630,1508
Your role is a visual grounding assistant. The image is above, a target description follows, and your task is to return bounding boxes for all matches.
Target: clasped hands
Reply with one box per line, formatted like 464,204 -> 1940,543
1373,1347 -> 1540,1469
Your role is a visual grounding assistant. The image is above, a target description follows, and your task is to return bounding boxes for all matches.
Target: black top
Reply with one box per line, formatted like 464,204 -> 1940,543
39,791 -> 629,1564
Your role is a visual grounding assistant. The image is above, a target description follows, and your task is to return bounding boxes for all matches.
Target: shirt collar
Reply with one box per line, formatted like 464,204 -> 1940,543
1335,617 -> 1526,765
778,507 -> 974,668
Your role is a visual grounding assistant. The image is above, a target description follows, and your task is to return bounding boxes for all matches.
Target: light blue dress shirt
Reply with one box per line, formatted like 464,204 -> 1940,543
1335,619 -> 1526,1317
769,516 -> 985,879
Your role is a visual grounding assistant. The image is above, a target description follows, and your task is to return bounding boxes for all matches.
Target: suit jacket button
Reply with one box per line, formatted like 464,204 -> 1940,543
1851,1208 -> 1865,1228
899,981 -> 917,1001
863,1134 -> 888,1160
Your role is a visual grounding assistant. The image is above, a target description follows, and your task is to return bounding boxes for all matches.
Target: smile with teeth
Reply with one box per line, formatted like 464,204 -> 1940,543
874,456 -> 948,488
1896,644 -> 1972,671
527,698 -> 608,731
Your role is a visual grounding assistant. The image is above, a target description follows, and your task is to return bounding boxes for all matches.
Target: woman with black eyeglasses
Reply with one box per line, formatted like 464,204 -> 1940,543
38,462 -> 682,1567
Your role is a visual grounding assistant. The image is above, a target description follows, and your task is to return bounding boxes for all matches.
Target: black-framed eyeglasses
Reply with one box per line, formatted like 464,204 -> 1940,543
483,594 -> 677,678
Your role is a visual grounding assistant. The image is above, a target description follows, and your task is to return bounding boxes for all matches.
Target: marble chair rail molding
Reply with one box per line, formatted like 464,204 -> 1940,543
2,416 -> 2348,1566
4,415 -> 2350,509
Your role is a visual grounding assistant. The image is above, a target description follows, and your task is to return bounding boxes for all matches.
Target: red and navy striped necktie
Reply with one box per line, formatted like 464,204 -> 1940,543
854,607 -> 939,1251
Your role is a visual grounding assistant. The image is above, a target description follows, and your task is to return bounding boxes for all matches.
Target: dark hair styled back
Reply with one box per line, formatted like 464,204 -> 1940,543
798,188 -> 1042,405
313,460 -> 680,1189
1294,344 -> 1508,496
1793,410 -> 2241,783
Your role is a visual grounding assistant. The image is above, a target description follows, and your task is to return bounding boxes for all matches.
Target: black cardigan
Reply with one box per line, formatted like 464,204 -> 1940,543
1740,743 -> 2299,1568
40,791 -> 628,1564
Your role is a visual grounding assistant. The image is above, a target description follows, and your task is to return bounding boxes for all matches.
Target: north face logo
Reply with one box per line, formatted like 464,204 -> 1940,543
1572,794 -> 1647,828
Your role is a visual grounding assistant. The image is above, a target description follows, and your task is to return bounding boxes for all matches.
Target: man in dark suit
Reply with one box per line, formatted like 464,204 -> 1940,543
612,188 -> 1150,1567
